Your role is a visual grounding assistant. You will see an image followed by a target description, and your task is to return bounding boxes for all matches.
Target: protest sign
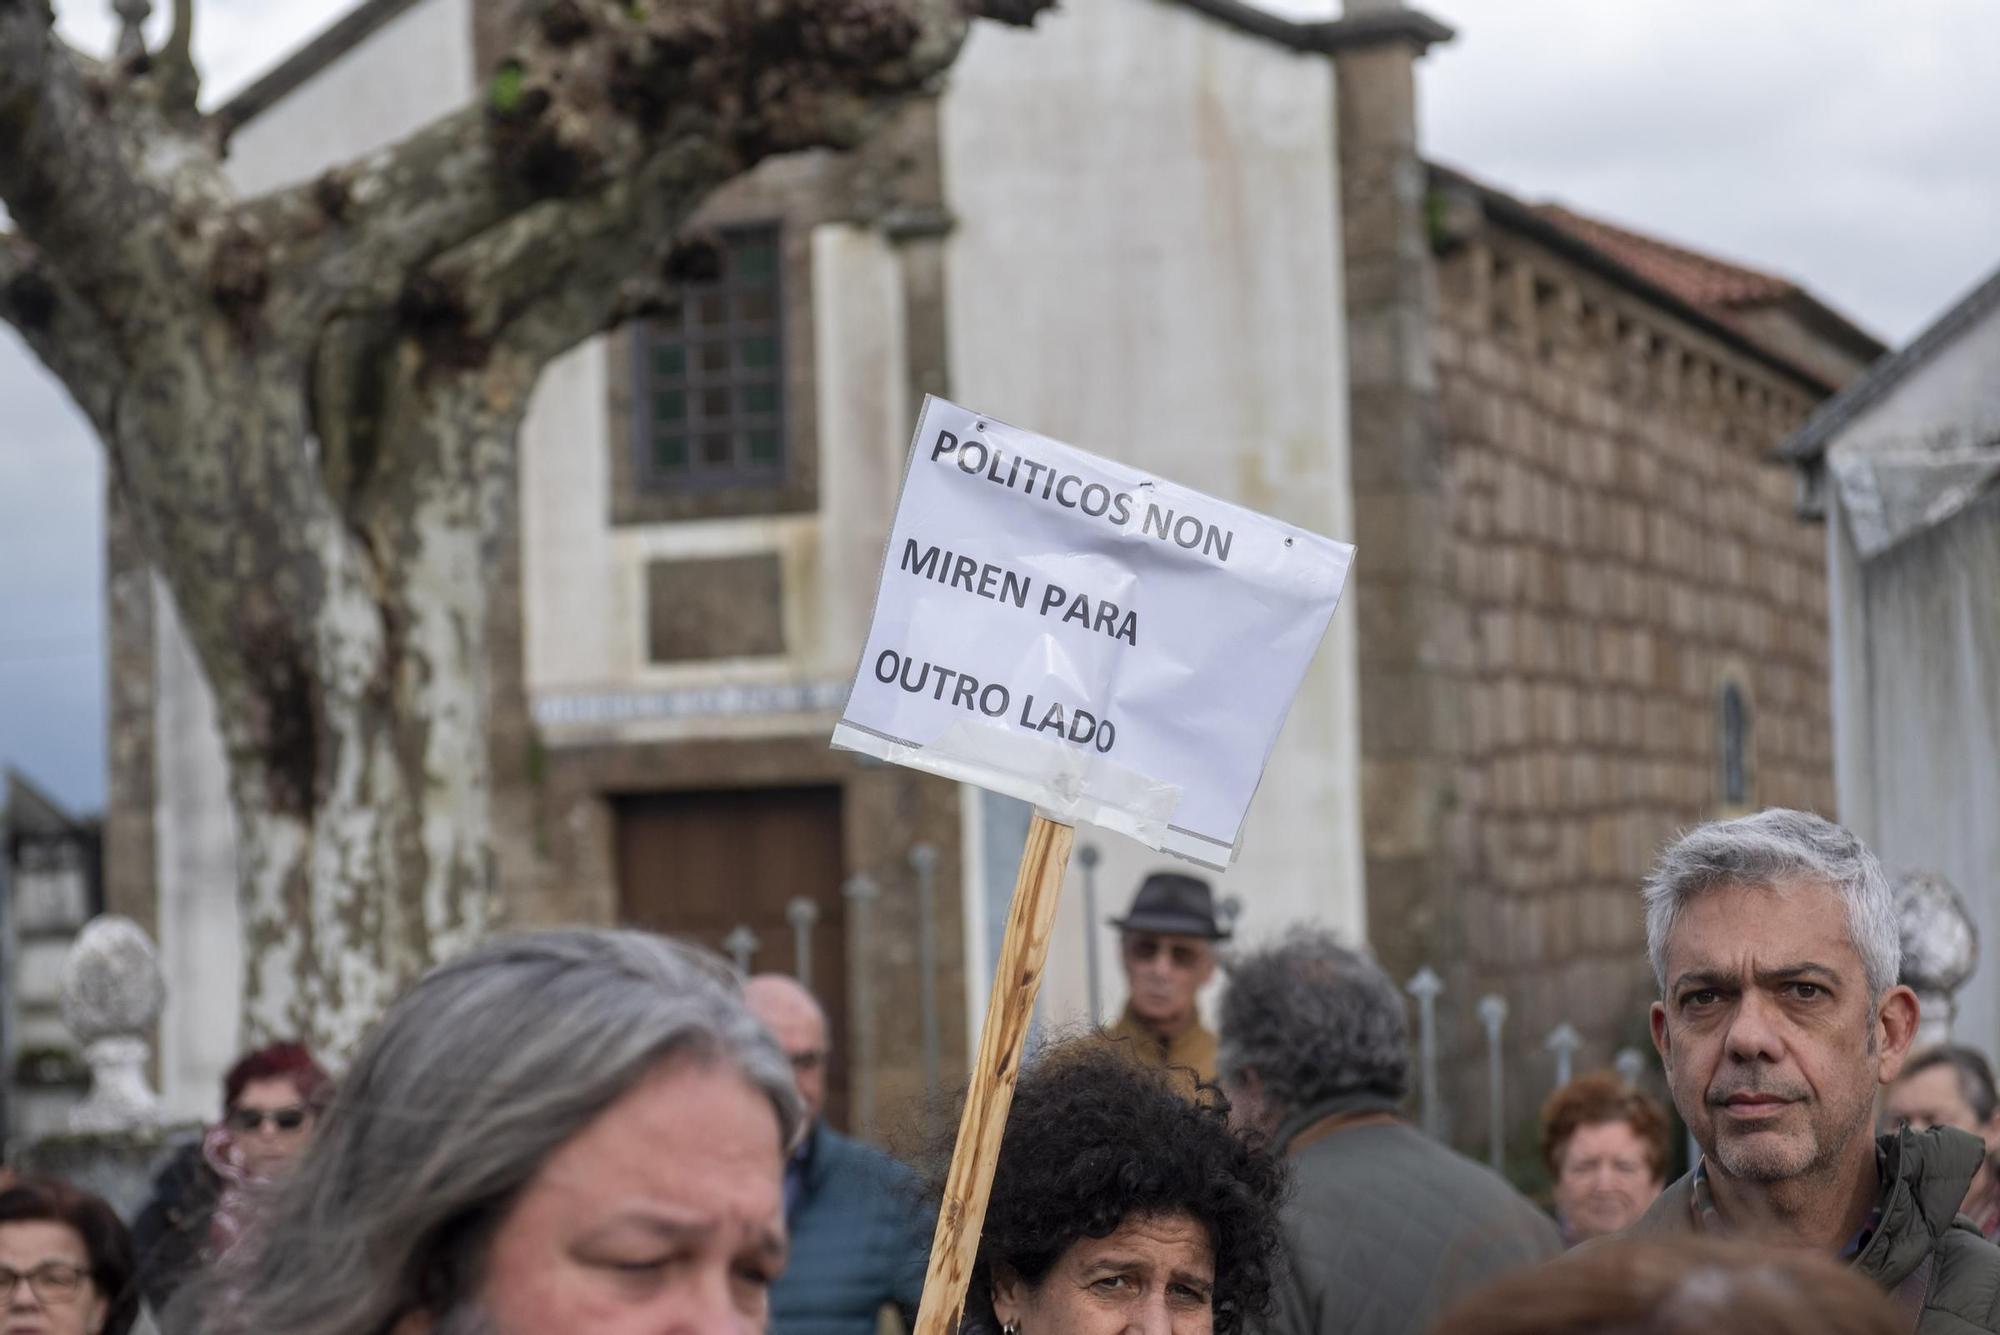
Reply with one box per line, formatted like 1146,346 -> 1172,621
832,395 -> 1354,868
835,397 -> 1355,1335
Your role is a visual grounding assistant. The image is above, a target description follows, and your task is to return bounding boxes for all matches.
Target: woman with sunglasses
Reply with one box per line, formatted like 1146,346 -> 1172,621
132,1041 -> 331,1320
0,1176 -> 139,1335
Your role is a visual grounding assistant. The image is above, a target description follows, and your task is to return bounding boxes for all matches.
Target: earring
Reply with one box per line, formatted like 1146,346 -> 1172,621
1003,1325 -> 1019,1335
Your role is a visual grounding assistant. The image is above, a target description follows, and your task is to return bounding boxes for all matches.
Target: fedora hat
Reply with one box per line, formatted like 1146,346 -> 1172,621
1110,871 -> 1229,941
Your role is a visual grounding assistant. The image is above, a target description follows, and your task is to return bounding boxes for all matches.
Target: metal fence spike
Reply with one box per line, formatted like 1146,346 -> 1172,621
1477,995 -> 1509,1172
1406,967 -> 1445,1138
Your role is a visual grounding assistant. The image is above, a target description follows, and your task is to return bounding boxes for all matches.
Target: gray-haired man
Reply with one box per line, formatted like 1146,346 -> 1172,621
1218,929 -> 1559,1335
1634,808 -> 2000,1332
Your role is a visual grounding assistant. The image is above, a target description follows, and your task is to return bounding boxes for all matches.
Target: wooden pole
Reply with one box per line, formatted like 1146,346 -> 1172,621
910,812 -> 1075,1335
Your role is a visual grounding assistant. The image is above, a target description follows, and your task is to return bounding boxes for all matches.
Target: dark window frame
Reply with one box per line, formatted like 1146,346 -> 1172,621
1718,680 -> 1752,807
628,224 -> 788,495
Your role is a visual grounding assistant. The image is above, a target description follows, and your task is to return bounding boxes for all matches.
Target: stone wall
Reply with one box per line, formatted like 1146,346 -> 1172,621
1401,227 -> 1838,1147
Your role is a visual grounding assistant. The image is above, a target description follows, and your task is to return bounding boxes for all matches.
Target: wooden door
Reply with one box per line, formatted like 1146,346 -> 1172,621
613,786 -> 849,1130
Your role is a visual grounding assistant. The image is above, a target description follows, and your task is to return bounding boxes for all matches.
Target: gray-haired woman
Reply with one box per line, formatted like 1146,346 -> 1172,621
189,928 -> 801,1335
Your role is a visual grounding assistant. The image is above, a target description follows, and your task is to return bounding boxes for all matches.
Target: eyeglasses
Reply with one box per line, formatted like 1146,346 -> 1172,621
1125,937 -> 1208,969
228,1104 -> 312,1133
787,1050 -> 827,1076
0,1262 -> 88,1305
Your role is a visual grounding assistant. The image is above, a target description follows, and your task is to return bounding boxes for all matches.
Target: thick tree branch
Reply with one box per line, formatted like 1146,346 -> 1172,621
0,230 -> 127,432
243,105 -> 544,332
251,0 -> 1054,335
0,9 -> 163,297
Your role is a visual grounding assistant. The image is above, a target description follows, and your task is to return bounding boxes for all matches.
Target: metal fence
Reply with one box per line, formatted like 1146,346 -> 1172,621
711,838 -> 1663,1165
1406,965 -> 1655,1171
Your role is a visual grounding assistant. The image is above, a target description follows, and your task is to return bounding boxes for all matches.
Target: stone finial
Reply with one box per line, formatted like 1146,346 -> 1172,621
722,924 -> 760,975
112,0 -> 152,61
59,915 -> 167,1134
1897,871 -> 1977,995
1544,1022 -> 1583,1089
1896,871 -> 1978,1047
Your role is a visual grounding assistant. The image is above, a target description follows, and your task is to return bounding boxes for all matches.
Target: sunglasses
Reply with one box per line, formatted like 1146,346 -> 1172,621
1125,937 -> 1208,969
228,1104 -> 312,1133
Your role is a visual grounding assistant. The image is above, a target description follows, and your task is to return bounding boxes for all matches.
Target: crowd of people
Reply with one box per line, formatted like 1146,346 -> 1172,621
1,806 -> 1997,1333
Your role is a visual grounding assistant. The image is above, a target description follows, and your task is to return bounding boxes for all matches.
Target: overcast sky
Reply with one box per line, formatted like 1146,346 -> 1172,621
2,0 -> 1996,813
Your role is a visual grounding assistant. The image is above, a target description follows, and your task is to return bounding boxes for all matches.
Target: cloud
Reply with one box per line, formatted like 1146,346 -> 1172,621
1421,0 -> 2000,342
54,0 -> 365,101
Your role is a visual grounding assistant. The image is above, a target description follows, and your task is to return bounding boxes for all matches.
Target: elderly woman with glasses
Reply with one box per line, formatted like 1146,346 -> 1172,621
0,1177 -> 139,1335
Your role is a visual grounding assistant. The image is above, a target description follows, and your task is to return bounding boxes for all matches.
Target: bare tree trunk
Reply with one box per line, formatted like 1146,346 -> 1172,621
0,0 -> 1053,1052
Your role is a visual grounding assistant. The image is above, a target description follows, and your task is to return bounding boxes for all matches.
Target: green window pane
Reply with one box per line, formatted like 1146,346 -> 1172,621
741,383 -> 779,414
653,344 -> 686,379
698,432 -> 731,467
653,434 -> 688,471
741,335 -> 778,370
699,342 -> 729,373
734,238 -> 778,280
747,429 -> 781,466
654,390 -> 686,423
701,386 -> 730,418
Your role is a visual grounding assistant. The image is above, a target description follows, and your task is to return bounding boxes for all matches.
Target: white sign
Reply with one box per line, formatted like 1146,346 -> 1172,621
832,397 -> 1354,869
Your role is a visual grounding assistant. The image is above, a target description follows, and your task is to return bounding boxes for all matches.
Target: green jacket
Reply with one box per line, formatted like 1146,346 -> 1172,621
1255,1092 -> 1562,1335
1631,1126 -> 2000,1333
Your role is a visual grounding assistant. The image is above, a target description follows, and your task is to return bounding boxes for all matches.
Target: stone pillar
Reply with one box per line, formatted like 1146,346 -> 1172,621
103,480 -> 159,939
1327,2 -> 1461,1122
14,916 -> 185,1221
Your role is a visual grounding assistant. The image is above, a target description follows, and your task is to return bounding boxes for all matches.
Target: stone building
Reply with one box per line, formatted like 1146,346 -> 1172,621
0,771 -> 103,1145
1341,15 -> 1881,1139
1780,263 -> 2000,1060
106,0 -> 1374,1135
102,0 -> 1880,1156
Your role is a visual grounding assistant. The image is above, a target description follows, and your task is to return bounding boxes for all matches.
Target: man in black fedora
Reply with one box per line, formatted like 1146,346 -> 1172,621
1105,870 -> 1228,1096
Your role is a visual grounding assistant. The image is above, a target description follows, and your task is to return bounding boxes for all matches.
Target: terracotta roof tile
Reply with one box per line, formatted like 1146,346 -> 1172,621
1533,204 -> 1798,314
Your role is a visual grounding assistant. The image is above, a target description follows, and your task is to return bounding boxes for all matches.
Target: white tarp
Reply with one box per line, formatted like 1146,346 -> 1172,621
832,397 -> 1354,869
1828,428 -> 2000,559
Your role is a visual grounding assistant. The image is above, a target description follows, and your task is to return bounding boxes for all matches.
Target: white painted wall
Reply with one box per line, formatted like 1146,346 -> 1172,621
149,0 -> 474,1111
1836,307 -> 2000,447
940,1 -> 1361,1036
1829,487 -> 2000,1059
1824,294 -> 2000,1060
152,577 -> 244,1118
226,0 -> 476,193
519,224 -> 909,745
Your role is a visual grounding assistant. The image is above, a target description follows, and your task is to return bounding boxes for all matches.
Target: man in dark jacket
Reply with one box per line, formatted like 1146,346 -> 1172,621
1635,809 -> 2000,1332
745,974 -> 927,1335
1219,930 -> 1561,1335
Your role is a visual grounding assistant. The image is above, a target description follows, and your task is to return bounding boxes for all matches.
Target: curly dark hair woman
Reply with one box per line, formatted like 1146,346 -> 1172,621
963,1038 -> 1285,1335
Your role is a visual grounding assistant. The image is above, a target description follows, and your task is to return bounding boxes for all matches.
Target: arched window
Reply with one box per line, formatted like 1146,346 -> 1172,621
1719,681 -> 1751,807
